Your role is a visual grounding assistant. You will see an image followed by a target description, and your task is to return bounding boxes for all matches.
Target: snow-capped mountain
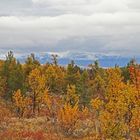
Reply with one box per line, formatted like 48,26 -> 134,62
16,52 -> 139,67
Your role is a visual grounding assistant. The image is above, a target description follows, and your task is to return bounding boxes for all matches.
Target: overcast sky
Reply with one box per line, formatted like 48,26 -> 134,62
0,0 -> 140,57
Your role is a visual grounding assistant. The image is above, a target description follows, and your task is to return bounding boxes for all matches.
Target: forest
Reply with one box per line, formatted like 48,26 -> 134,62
0,51 -> 139,140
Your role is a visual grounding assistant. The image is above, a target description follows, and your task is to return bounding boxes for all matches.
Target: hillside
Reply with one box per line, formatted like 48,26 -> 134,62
0,52 -> 139,140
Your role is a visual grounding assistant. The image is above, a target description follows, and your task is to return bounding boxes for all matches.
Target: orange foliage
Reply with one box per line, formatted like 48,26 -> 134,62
58,102 -> 79,134
13,89 -> 32,117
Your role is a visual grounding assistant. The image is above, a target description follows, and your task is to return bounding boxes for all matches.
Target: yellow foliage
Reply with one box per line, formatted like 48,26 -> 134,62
81,107 -> 89,119
43,89 -> 52,110
91,97 -> 103,110
13,89 -> 31,117
28,68 -> 47,114
66,85 -> 79,106
28,68 -> 46,94
45,65 -> 65,93
58,102 -> 79,132
95,68 -> 140,139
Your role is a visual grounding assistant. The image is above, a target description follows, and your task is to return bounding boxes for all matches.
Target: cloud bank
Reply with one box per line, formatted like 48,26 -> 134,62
0,0 -> 140,57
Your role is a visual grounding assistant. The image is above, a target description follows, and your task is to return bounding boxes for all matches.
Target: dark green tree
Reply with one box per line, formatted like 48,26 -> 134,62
0,51 -> 25,100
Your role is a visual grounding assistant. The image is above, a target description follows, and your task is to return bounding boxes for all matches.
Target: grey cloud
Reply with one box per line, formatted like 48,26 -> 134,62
0,0 -> 140,57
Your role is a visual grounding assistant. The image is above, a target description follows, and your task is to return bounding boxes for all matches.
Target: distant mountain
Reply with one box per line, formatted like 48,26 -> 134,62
17,52 -> 139,67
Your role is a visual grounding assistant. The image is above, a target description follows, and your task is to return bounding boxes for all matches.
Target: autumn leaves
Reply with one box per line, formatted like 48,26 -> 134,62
0,52 -> 139,139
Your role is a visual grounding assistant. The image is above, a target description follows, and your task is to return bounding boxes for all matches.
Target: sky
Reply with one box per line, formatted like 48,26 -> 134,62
0,0 -> 140,58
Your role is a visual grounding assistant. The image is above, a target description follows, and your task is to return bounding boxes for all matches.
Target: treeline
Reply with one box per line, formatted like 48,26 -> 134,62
0,51 -> 139,139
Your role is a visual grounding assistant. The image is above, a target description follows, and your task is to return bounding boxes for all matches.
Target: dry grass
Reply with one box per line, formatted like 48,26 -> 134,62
0,117 -> 98,140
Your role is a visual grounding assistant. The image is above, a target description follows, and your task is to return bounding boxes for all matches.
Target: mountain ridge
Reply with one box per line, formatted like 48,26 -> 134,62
15,52 -> 139,67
